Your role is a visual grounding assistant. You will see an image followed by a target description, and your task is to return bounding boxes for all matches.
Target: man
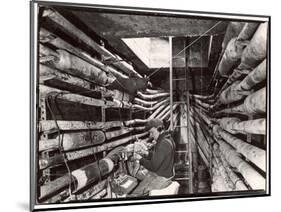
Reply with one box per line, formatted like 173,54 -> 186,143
130,119 -> 175,196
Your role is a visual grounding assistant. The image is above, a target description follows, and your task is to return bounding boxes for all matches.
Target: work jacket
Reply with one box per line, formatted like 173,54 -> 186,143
140,132 -> 175,178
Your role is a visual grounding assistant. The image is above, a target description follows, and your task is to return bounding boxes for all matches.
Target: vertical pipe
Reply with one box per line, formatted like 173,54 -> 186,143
208,35 -> 213,61
186,90 -> 193,193
169,36 -> 173,130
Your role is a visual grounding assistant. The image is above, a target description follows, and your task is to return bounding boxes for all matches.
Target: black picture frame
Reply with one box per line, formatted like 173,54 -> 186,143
30,1 -> 270,211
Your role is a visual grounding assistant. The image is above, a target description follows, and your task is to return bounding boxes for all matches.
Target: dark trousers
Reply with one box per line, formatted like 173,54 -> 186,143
130,171 -> 171,196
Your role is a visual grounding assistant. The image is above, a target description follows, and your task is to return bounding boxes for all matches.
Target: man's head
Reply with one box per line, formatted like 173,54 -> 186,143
146,119 -> 164,140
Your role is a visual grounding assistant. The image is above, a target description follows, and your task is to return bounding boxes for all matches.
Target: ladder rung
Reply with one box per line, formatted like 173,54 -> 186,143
173,78 -> 186,81
174,177 -> 190,181
176,150 -> 188,153
173,101 -> 187,104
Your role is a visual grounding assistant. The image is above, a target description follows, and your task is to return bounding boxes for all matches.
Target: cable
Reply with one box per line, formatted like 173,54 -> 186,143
45,92 -> 77,198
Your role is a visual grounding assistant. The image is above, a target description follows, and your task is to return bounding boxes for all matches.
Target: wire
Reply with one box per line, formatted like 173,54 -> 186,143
148,21 -> 223,78
45,92 -> 77,197
207,49 -> 225,90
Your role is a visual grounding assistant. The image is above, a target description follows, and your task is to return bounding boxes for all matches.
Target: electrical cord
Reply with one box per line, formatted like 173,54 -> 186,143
45,92 -> 78,199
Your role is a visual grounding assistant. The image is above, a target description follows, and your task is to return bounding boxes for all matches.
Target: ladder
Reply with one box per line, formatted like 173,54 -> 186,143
169,36 -> 193,193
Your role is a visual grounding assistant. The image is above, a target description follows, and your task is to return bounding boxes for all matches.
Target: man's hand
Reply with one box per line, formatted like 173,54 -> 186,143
126,141 -> 148,156
133,153 -> 142,161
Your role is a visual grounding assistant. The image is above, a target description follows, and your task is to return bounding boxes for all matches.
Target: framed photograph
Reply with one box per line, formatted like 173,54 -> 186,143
30,0 -> 270,211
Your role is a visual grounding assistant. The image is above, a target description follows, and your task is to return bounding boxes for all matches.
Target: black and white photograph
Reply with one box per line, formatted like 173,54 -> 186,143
30,0 -> 270,210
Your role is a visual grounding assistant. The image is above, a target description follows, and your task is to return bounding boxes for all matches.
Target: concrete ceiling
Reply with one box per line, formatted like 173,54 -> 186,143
55,7 -> 227,93
62,8 -> 227,76
68,10 -> 228,38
